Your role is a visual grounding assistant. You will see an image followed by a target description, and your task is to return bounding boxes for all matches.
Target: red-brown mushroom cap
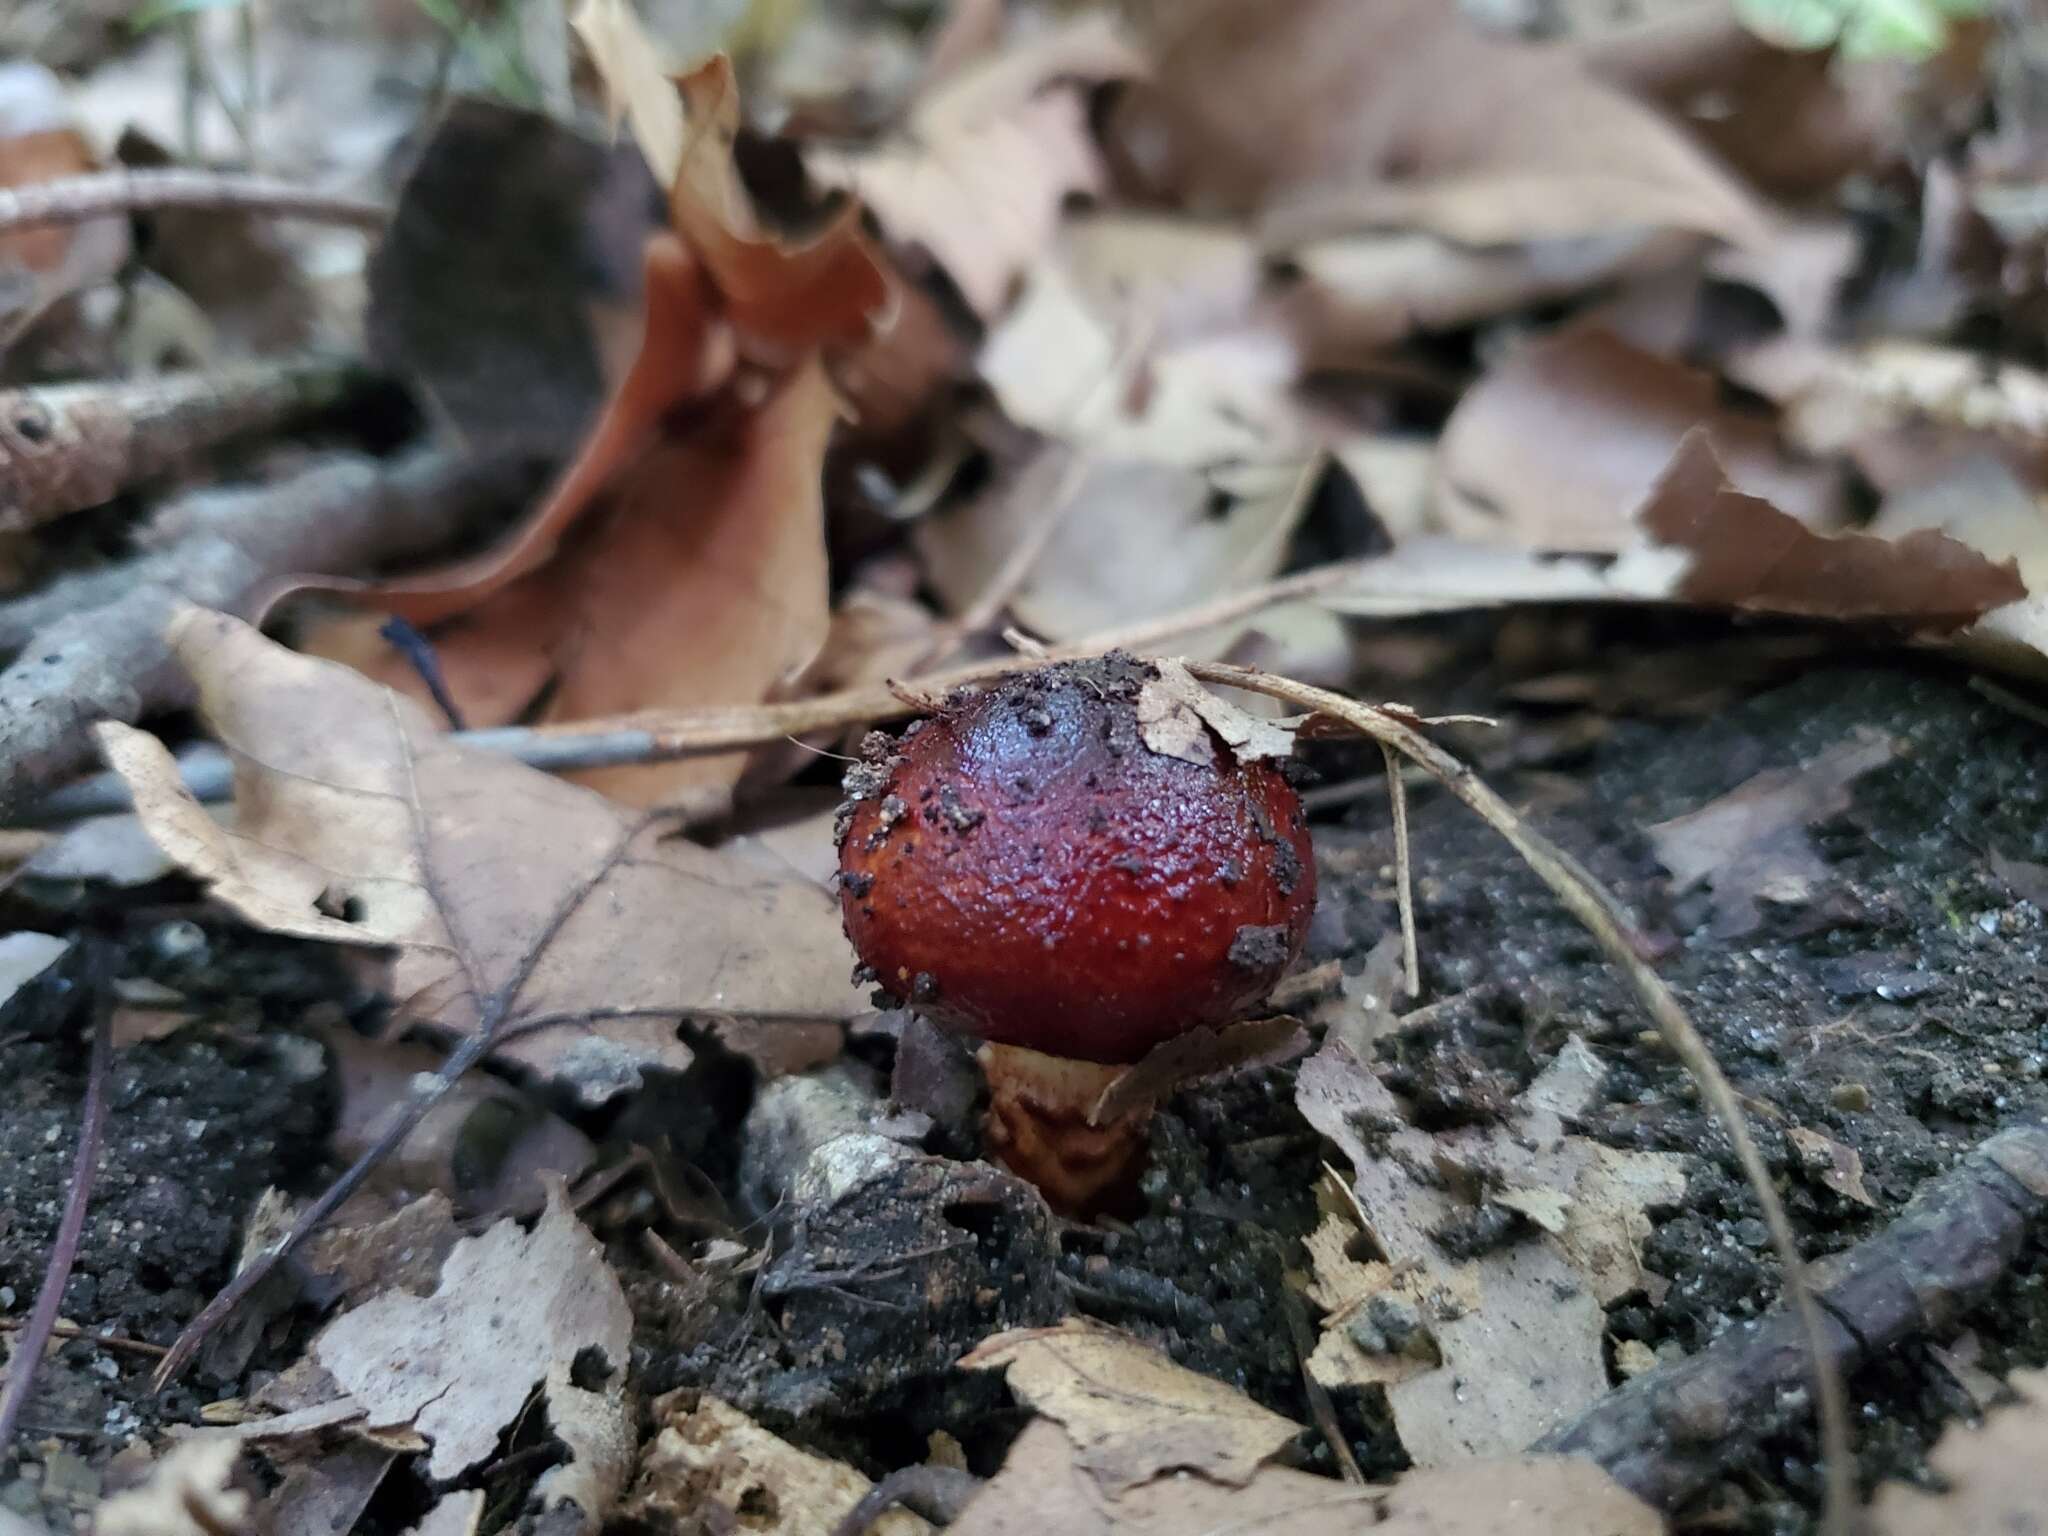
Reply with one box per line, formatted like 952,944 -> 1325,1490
836,655 -> 1315,1064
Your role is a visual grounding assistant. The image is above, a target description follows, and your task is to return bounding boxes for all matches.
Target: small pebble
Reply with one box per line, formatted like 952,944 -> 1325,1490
1830,1082 -> 1871,1113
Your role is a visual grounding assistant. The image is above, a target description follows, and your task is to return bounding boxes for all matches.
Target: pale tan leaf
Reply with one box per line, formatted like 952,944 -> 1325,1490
1116,0 -> 1767,248
951,1419 -> 1657,1536
94,1440 -> 249,1536
312,1181 -> 631,1495
571,0 -> 684,187
100,609 -> 866,1104
1296,1039 -> 1687,1461
807,12 -> 1141,319
624,1397 -> 929,1535
1136,658 -> 1300,764
1786,1125 -> 1878,1208
919,453 -> 1315,651
1869,1369 -> 2048,1536
960,1319 -> 1300,1494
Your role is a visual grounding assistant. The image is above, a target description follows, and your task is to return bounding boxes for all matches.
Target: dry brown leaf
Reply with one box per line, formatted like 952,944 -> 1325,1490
960,1319 -> 1300,1494
94,1440 -> 248,1536
1785,1125 -> 1878,1208
1135,657 -> 1301,764
1115,0 -> 1765,249
952,1419 -> 1657,1535
308,1179 -> 631,1505
98,608 -> 865,1105
1869,1369 -> 2048,1535
806,13 -> 1141,319
624,1396 -> 928,1535
1436,325 -> 1840,552
1647,727 -> 1898,939
0,63 -> 129,341
918,452 -> 1315,650
1279,227 -> 1695,365
290,46 -> 886,805
978,231 -> 1313,466
1296,1038 -> 1687,1462
1636,432 -> 2026,628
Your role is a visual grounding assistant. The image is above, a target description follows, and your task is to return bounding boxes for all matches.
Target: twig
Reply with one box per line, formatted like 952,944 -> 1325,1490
151,812 -> 656,1389
824,1466 -> 985,1536
0,447 -> 519,819
1282,1289 -> 1367,1484
0,1319 -> 168,1359
1179,659 -> 1856,1536
1539,1117 -> 2048,1512
0,969 -> 111,1462
0,170 -> 388,237
13,557 -> 1380,827
1380,743 -> 1419,998
0,358 -> 374,532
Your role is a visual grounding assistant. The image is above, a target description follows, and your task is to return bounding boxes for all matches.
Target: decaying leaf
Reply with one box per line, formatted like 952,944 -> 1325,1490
952,1412 -> 1657,1535
292,44 -> 888,805
307,1179 -> 631,1506
1296,1038 -> 1688,1462
1647,726 -> 1898,938
960,1319 -> 1301,1494
624,1396 -> 928,1535
98,609 -> 866,1105
1869,1368 -> 2048,1535
0,62 -> 129,341
95,1440 -> 248,1536
918,451 -> 1316,650
324,1028 -> 595,1217
0,930 -> 68,1014
1786,1125 -> 1878,1207
1436,325 -> 1840,552
1135,658 -> 1301,764
1115,0 -> 1767,249
806,12 -> 1141,319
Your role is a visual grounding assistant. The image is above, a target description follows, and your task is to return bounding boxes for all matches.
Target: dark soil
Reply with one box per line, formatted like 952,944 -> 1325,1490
2,647 -> 2045,1534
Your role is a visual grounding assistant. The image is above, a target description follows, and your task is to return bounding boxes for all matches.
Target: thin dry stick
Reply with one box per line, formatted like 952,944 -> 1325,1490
14,556 -> 1383,826
1181,659 -> 1854,1536
1380,743 -> 1419,998
0,1318 -> 168,1359
0,980 -> 111,1461
0,170 -> 389,236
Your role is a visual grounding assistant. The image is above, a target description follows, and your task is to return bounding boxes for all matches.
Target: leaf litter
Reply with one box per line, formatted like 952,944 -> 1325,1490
8,2 -> 2048,1534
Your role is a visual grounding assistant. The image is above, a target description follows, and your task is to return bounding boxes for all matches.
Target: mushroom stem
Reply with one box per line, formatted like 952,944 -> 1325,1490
979,1043 -> 1151,1219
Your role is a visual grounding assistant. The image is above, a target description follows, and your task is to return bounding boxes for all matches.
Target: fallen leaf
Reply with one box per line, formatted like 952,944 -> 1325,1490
1786,1125 -> 1879,1207
0,62 -> 129,342
806,12 -> 1141,319
292,45 -> 887,804
918,451 -> 1317,649
1091,1015 -> 1309,1126
366,97 -> 662,461
1114,0 -> 1767,249
1135,658 -> 1301,764
961,1319 -> 1301,1493
401,1491 -> 484,1536
95,1441 -> 248,1536
324,1027 -> 595,1217
1635,432 -> 2026,628
1296,1038 -> 1687,1462
1647,727 -> 1898,938
310,1179 -> 631,1500
623,1396 -> 929,1535
977,237 -> 1314,466
98,608 -> 866,1105
952,1418 -> 1657,1535
1435,325 -> 1840,552
1869,1368 -> 2048,1535
0,931 -> 68,1013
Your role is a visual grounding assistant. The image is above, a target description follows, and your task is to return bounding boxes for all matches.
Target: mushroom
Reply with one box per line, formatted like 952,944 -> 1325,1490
837,655 -> 1315,1216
